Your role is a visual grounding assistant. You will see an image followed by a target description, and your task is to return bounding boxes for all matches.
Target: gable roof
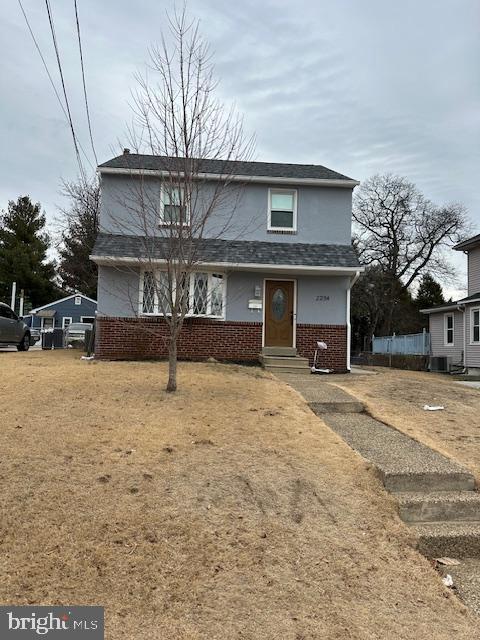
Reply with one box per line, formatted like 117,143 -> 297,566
91,233 -> 361,271
453,234 -> 480,252
30,293 -> 97,314
98,154 -> 358,186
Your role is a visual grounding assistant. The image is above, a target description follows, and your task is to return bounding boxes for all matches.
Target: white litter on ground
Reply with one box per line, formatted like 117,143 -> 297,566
442,574 -> 454,588
423,405 -> 444,411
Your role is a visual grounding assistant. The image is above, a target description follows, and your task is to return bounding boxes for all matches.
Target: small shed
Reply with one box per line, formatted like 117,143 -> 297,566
27,293 -> 97,330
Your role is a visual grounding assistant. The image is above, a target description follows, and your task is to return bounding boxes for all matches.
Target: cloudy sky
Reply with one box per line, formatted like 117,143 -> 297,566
1,0 -> 479,291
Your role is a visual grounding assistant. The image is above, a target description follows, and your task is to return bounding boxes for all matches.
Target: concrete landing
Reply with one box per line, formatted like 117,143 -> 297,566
277,373 -> 364,413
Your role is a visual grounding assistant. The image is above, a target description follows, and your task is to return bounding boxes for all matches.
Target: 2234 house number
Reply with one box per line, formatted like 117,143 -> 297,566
315,295 -> 330,302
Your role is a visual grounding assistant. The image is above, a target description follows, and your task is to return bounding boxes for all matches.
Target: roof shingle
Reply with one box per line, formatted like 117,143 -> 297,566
98,154 -> 356,182
92,233 -> 361,269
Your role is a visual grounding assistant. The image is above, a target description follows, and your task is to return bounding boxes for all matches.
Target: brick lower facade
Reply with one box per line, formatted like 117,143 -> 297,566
95,317 -> 348,371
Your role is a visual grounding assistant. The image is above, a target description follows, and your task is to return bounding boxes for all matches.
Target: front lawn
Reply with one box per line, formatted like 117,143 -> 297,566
0,351 -> 477,639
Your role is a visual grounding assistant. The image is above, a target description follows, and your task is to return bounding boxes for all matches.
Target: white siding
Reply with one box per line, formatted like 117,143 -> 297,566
464,303 -> 480,367
429,310 -> 464,364
468,248 -> 480,295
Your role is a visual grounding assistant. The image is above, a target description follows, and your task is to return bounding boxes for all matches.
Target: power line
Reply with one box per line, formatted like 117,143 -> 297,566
17,0 -> 94,176
74,0 -> 98,165
44,0 -> 90,181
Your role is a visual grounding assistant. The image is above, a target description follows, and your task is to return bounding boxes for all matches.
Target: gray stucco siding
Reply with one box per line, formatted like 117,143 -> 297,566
99,173 -> 353,246
428,309 -> 464,363
98,264 -> 348,326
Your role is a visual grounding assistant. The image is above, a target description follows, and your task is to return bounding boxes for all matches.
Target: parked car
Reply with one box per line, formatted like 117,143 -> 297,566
64,322 -> 93,348
0,302 -> 31,351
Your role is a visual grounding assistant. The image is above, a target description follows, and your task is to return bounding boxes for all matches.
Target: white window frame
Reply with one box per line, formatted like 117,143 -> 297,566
62,317 -> 72,329
74,295 -> 82,305
41,317 -> 55,330
139,270 -> 226,319
444,312 -> 454,346
80,316 -> 95,324
471,307 -> 480,344
159,184 -> 190,227
267,188 -> 297,232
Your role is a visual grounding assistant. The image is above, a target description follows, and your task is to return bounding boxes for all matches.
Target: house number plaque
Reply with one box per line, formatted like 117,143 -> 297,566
315,295 -> 330,302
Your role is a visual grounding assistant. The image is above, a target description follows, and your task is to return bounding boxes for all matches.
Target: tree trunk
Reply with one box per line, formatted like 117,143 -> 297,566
166,337 -> 178,392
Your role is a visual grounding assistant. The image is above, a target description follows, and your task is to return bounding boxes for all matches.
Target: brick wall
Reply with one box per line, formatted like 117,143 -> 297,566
95,317 -> 347,371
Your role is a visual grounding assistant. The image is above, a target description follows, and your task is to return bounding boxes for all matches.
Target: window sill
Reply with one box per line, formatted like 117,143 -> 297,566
267,229 -> 297,235
139,312 -> 224,321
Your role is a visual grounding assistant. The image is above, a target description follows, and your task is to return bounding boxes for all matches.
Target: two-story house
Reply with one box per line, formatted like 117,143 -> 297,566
422,233 -> 480,373
91,153 -> 362,371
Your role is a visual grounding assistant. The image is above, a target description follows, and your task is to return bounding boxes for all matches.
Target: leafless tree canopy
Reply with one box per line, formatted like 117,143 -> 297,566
105,8 -> 254,391
353,174 -> 471,289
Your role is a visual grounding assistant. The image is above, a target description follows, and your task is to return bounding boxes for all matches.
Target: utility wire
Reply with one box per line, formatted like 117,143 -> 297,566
17,0 -> 94,176
74,0 -> 98,165
44,0 -> 90,181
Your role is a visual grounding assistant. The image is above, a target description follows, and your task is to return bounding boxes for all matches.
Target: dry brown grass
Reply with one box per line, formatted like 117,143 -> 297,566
332,368 -> 480,480
0,350 -> 478,639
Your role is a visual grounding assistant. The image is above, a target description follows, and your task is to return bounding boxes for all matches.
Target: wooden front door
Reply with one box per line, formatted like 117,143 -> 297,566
264,280 -> 295,347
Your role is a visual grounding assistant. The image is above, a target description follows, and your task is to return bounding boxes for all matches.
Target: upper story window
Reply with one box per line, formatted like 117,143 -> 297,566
268,189 -> 297,232
471,308 -> 480,343
444,313 -> 454,346
160,185 -> 190,226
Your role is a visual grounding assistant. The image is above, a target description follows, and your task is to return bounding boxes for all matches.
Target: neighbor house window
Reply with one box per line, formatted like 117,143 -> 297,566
62,317 -> 72,329
74,295 -> 81,305
268,189 -> 297,231
140,271 -> 224,318
160,185 -> 190,226
444,313 -> 454,346
472,308 -> 480,343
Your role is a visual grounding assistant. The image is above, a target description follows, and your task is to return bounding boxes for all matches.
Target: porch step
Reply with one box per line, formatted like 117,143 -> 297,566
260,354 -> 310,375
398,491 -> 480,523
413,521 -> 480,558
261,347 -> 297,357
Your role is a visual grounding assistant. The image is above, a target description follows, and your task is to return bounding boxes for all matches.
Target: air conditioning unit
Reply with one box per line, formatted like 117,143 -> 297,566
429,356 -> 451,372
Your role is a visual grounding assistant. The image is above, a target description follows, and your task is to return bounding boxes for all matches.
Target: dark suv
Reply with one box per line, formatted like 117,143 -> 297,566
0,302 -> 31,351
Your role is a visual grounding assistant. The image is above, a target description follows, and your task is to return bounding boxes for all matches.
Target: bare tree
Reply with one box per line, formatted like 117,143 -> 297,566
353,174 -> 470,287
353,174 -> 471,334
103,8 -> 254,392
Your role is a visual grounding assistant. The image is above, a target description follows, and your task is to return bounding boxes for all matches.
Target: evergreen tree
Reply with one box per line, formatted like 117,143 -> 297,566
0,196 -> 59,309
57,179 -> 99,299
415,273 -> 445,309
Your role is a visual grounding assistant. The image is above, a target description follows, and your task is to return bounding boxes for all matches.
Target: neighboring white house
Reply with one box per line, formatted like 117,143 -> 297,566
422,233 -> 480,372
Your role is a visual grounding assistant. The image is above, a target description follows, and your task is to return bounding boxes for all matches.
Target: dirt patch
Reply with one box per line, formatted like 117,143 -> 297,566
0,351 -> 477,639
332,368 -> 480,479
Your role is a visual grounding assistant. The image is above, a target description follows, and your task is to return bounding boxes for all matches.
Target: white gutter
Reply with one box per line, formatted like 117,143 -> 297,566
346,270 -> 361,371
97,166 -> 360,188
90,254 -> 364,276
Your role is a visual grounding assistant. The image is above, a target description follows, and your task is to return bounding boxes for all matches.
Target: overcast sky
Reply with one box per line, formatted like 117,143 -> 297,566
1,0 -> 479,292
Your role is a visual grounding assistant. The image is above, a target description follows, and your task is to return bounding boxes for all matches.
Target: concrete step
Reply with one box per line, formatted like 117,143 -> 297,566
263,365 -> 312,375
308,401 -> 365,414
397,491 -> 480,523
261,346 -> 297,357
323,414 -> 475,493
261,355 -> 309,368
413,521 -> 480,558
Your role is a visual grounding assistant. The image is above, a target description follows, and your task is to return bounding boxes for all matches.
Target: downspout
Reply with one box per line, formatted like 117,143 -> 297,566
460,303 -> 467,374
347,270 -> 361,372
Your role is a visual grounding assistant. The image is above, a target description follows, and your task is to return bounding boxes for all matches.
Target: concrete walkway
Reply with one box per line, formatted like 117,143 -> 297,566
278,371 -> 480,614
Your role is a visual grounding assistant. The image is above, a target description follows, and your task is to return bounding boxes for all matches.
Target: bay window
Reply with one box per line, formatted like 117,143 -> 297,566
140,270 -> 225,318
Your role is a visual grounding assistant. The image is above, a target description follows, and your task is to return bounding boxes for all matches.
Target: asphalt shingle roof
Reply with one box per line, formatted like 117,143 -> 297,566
92,233 -> 360,269
98,154 -> 356,182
